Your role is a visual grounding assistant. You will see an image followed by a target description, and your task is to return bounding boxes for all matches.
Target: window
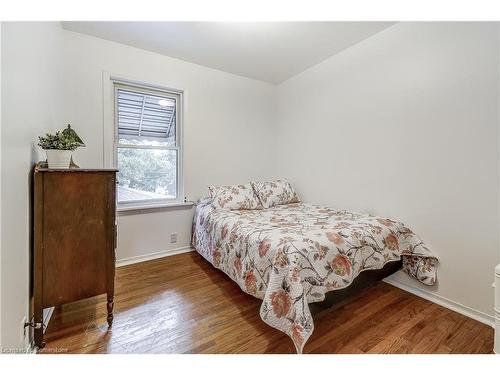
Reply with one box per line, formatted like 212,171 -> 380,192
112,81 -> 183,209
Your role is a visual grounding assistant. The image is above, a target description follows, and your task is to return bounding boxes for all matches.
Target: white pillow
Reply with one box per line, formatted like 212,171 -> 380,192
250,180 -> 300,208
208,183 -> 263,210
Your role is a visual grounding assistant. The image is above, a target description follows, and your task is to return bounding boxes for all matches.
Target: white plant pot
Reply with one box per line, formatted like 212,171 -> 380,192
45,150 -> 72,169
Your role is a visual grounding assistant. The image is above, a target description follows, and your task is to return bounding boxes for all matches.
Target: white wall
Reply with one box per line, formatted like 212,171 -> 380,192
61,31 -> 277,262
276,22 -> 500,318
1,22 -> 64,349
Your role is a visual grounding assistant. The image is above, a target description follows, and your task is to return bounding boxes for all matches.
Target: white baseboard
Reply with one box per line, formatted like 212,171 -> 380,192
384,275 -> 495,328
43,307 -> 54,333
27,342 -> 37,354
116,246 -> 194,267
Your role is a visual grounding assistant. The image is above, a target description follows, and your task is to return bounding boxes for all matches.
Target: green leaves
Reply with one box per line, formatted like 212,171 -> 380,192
38,124 -> 85,151
61,124 -> 85,147
117,148 -> 176,194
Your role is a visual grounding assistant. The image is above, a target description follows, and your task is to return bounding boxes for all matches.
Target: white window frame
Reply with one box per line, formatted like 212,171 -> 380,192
103,73 -> 187,211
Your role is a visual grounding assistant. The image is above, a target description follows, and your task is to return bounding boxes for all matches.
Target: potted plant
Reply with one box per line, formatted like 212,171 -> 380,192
38,125 -> 85,168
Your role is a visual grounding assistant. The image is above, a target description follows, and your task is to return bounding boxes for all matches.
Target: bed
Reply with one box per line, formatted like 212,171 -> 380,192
191,182 -> 438,353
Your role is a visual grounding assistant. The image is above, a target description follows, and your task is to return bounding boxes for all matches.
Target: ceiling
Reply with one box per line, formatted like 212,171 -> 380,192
61,22 -> 395,84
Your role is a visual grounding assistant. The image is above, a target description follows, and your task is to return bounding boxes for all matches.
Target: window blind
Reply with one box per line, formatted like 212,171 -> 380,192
117,89 -> 176,141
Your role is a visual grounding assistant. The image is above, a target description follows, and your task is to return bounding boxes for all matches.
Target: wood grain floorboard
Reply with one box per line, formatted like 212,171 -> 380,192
39,251 -> 494,354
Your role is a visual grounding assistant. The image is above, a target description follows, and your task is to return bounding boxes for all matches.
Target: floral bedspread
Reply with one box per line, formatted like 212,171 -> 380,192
191,200 -> 438,353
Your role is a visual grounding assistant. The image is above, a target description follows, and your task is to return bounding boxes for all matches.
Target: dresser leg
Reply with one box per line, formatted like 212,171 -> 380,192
106,295 -> 114,327
33,299 -> 45,349
34,326 -> 46,350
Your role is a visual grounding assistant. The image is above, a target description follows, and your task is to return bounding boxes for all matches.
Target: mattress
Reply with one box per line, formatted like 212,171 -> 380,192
191,199 -> 438,353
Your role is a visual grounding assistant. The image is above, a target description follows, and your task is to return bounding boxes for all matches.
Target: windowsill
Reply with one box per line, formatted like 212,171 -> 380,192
117,201 -> 194,212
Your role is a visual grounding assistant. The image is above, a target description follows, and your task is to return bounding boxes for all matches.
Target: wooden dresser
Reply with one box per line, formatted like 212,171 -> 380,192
33,163 -> 117,348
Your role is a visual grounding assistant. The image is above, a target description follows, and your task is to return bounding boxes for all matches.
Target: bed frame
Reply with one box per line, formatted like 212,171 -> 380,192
309,260 -> 402,315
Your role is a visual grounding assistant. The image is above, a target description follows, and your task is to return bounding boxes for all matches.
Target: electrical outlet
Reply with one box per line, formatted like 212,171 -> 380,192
170,232 -> 178,243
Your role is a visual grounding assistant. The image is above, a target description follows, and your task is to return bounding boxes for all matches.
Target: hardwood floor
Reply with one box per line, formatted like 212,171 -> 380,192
39,251 -> 494,354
